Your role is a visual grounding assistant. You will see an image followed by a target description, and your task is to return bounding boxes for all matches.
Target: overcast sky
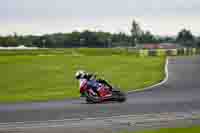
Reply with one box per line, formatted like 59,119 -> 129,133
0,0 -> 200,36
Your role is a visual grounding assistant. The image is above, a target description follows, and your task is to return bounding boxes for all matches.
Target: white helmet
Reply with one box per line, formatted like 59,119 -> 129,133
75,70 -> 86,79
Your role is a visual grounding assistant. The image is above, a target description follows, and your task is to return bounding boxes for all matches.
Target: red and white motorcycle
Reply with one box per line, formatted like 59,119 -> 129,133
80,79 -> 126,103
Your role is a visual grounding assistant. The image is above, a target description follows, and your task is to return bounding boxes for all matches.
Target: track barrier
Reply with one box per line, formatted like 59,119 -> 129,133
137,48 -> 199,56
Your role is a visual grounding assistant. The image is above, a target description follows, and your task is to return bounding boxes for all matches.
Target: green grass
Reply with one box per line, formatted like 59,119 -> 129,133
125,126 -> 200,133
0,50 -> 165,103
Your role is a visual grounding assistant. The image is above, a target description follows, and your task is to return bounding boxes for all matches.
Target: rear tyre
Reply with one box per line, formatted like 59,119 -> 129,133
112,89 -> 126,102
117,92 -> 126,102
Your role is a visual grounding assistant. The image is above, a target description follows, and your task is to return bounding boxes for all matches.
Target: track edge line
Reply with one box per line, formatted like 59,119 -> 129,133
127,57 -> 169,94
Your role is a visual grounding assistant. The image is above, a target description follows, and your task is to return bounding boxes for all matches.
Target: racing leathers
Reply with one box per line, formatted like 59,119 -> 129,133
79,73 -> 112,97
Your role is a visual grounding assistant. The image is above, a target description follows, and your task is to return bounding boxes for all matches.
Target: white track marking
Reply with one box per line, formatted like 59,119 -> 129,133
128,57 -> 169,93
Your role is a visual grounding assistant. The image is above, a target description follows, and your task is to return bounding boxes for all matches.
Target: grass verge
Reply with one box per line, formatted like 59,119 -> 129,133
0,52 -> 165,103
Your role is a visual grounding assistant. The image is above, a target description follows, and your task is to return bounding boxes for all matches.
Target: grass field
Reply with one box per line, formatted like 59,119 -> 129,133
125,126 -> 200,133
0,49 -> 165,103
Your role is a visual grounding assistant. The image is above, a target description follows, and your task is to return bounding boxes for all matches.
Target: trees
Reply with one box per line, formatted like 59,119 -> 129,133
0,36 -> 18,47
0,36 -> 4,46
96,31 -> 112,47
176,29 -> 195,47
0,24 -> 198,48
196,37 -> 200,48
130,19 -> 142,46
80,30 -> 98,47
130,19 -> 161,45
111,33 -> 131,47
139,31 -> 158,44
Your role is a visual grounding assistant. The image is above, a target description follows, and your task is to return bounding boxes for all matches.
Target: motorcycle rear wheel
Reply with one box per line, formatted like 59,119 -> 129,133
111,89 -> 126,102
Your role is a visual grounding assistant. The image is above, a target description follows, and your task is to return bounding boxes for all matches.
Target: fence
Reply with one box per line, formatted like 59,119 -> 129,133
137,48 -> 200,56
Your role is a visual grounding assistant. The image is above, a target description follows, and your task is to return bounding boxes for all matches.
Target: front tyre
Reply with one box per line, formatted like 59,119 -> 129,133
84,92 -> 101,104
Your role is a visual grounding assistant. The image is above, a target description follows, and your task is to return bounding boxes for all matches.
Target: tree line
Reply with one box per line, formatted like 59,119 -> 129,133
0,20 -> 199,48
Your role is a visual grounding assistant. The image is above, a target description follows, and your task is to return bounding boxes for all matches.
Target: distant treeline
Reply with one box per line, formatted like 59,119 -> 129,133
0,29 -> 199,48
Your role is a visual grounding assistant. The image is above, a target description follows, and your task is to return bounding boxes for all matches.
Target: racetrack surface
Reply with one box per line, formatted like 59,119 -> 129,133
0,56 -> 200,132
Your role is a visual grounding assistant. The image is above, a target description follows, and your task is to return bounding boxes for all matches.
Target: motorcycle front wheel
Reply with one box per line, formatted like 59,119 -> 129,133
84,92 -> 102,104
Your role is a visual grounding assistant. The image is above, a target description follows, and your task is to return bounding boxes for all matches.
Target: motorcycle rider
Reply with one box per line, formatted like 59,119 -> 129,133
75,70 -> 112,97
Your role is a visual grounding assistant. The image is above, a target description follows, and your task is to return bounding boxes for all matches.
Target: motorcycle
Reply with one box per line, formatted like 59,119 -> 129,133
80,79 -> 126,103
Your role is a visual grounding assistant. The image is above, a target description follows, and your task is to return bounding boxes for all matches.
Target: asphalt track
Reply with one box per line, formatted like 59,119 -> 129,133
0,56 -> 200,132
